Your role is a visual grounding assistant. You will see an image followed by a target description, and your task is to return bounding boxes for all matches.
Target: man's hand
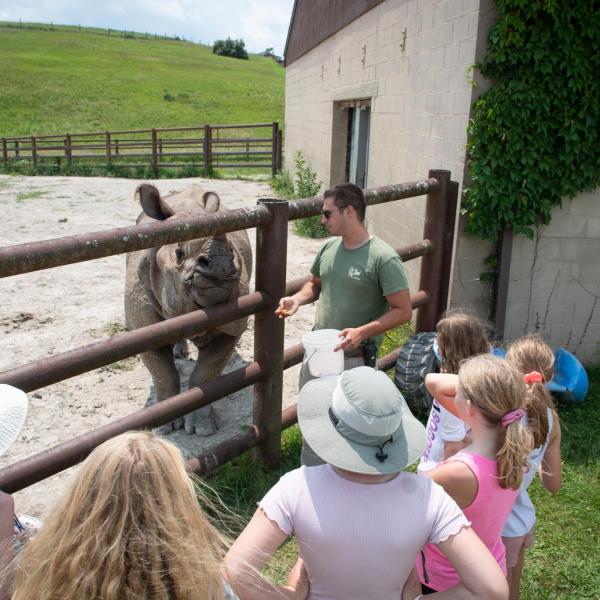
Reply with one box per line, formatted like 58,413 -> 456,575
284,558 -> 309,599
335,327 -> 364,352
276,296 -> 300,319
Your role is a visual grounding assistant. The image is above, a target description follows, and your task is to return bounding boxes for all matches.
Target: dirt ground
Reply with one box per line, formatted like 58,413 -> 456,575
0,174 -> 323,519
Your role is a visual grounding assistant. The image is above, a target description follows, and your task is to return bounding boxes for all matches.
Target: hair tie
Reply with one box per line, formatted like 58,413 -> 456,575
502,408 -> 525,428
524,371 -> 543,385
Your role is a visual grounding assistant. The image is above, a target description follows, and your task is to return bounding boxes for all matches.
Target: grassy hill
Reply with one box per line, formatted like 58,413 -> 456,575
0,23 -> 284,137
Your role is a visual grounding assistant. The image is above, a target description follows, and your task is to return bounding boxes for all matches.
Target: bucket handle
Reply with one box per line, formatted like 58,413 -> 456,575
302,348 -> 319,365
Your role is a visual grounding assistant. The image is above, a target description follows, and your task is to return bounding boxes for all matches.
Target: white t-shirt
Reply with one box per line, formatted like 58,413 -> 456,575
259,465 -> 469,600
417,400 -> 467,473
502,409 -> 554,537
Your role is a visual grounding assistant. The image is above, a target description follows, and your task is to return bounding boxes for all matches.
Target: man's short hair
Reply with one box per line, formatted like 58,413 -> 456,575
323,183 -> 366,222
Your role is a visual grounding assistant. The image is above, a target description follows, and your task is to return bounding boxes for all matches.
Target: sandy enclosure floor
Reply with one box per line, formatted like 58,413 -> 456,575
0,174 -> 323,518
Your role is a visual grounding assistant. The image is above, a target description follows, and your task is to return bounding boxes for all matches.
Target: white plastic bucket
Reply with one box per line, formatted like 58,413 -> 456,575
302,329 -> 344,377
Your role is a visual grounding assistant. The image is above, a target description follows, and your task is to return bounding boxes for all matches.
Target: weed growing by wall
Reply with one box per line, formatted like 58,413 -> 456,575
463,0 -> 600,241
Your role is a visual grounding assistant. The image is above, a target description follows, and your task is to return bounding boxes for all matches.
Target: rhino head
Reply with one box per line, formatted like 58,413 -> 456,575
135,184 -> 247,320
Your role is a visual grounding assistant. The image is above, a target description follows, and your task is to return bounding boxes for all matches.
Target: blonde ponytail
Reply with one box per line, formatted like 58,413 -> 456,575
506,334 -> 555,448
458,355 -> 533,489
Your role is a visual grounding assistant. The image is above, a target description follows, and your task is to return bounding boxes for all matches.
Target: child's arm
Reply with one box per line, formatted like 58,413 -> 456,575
401,567 -> 422,600
422,461 -> 478,510
425,373 -> 461,417
540,411 -> 562,493
225,509 -> 308,600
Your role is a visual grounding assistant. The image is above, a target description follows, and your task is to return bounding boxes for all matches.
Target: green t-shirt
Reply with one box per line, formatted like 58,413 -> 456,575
310,236 -> 409,348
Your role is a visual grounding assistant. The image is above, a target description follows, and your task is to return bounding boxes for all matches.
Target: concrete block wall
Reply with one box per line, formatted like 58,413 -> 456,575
284,0 -> 495,293
504,188 -> 600,363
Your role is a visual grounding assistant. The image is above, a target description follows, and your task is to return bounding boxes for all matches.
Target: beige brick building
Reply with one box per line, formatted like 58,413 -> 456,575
283,0 -> 600,363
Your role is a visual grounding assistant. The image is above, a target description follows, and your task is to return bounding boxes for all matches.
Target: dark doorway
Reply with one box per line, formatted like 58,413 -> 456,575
345,105 -> 371,188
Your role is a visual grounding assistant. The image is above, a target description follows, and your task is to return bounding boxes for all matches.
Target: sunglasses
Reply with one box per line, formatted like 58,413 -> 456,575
321,205 -> 346,219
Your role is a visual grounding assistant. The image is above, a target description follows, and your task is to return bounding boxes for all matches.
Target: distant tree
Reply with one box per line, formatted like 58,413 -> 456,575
212,37 -> 248,60
264,47 -> 274,56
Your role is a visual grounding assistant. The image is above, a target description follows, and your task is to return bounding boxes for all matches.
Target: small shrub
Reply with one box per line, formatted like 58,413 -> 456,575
163,91 -> 175,102
292,150 -> 327,239
271,170 -> 294,198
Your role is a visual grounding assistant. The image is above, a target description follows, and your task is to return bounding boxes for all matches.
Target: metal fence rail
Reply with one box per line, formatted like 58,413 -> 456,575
0,170 -> 458,579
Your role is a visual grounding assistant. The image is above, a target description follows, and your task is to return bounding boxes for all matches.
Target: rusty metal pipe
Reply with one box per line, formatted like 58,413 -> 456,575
253,200 -> 288,467
0,205 -> 272,278
0,362 -> 264,494
186,425 -> 264,475
0,182 -> 437,279
0,292 -> 269,392
416,170 -> 452,332
287,179 -> 439,220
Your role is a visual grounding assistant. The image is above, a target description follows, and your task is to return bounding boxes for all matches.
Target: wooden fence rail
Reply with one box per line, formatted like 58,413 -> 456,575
0,122 -> 283,176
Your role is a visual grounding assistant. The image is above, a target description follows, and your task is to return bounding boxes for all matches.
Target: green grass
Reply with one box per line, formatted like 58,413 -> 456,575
207,366 -> 600,597
0,25 -> 284,136
15,190 -> 47,201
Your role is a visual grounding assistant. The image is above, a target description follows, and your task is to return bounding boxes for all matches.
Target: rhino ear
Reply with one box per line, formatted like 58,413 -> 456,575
136,184 -> 174,221
202,191 -> 220,213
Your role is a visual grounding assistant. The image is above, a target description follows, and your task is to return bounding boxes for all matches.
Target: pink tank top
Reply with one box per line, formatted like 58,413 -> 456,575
416,451 -> 518,591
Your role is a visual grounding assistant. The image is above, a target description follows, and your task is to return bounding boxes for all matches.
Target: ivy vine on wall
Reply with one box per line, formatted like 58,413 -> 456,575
463,0 -> 600,241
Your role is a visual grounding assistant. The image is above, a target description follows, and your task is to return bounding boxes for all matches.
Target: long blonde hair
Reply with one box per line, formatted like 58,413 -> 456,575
436,311 -> 490,374
506,334 -> 555,448
11,432 -> 228,600
458,355 -> 533,489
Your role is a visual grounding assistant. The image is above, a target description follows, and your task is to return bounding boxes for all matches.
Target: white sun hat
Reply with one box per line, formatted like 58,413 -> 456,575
0,384 -> 29,456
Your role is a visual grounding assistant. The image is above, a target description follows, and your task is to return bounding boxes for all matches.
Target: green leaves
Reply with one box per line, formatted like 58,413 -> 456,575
464,0 -> 600,241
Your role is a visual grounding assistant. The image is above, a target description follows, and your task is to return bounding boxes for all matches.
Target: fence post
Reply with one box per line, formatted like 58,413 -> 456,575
151,128 -> 158,176
416,169 -> 455,333
31,136 -> 37,168
253,199 -> 289,468
115,139 -> 119,156
1,138 -> 7,166
14,140 -> 19,159
0,491 -> 14,600
277,129 -> 283,171
271,122 -> 279,176
105,131 -> 111,165
203,125 -> 212,173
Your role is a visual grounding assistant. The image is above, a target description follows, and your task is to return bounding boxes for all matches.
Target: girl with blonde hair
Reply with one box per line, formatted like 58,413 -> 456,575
502,334 -> 562,600
418,311 -> 490,473
9,431 -> 240,600
415,354 -> 533,595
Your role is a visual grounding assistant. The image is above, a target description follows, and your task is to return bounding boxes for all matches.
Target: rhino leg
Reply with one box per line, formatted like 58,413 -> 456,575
185,334 -> 239,436
140,345 -> 185,433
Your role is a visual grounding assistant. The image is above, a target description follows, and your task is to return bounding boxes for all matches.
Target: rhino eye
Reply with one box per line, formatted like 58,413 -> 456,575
175,248 -> 185,263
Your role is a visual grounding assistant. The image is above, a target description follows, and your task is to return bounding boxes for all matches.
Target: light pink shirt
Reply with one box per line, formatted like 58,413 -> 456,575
259,465 -> 469,600
417,451 -> 518,591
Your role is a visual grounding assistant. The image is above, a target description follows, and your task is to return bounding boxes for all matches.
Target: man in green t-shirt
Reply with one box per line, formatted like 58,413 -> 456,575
277,183 -> 412,463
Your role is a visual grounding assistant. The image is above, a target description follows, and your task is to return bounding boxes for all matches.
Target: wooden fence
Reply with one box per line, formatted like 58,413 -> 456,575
0,122 -> 283,176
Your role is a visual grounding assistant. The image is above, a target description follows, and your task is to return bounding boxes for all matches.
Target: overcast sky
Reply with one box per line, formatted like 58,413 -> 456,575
0,0 -> 295,55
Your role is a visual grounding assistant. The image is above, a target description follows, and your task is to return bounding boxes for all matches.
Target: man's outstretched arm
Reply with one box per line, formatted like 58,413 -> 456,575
275,275 -> 321,318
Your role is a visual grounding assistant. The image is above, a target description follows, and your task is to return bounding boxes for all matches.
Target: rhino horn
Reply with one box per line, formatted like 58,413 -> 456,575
135,184 -> 174,221
202,191 -> 221,214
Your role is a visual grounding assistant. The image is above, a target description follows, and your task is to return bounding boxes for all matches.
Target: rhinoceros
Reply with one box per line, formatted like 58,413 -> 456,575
125,183 -> 252,435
